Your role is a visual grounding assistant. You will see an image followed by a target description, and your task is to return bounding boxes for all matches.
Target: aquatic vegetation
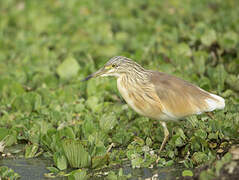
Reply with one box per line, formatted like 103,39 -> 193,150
0,166 -> 20,179
0,0 -> 238,179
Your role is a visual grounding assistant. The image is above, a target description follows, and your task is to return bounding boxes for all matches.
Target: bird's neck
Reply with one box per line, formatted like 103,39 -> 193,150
118,69 -> 150,86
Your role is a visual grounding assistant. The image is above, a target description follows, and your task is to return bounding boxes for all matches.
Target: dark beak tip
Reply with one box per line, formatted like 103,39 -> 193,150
81,75 -> 93,82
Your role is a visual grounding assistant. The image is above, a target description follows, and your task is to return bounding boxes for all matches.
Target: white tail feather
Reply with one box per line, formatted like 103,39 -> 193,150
205,93 -> 225,112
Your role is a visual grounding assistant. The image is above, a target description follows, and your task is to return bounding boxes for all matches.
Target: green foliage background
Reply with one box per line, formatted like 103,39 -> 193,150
0,0 -> 239,179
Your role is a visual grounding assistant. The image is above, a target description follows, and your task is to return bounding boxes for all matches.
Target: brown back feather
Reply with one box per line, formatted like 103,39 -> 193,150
150,71 -> 213,117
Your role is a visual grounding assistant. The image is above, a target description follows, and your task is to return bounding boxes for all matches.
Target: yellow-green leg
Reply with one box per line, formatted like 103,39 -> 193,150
206,112 -> 214,119
156,121 -> 169,163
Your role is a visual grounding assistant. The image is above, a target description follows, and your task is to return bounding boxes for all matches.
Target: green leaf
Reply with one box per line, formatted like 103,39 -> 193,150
171,135 -> 184,147
201,29 -> 217,46
174,43 -> 192,57
57,56 -> 80,79
82,118 -> 98,138
216,64 -> 227,92
165,160 -> 174,167
68,169 -> 88,180
95,45 -> 119,57
194,129 -> 207,140
94,144 -> 107,156
199,170 -> 215,180
62,139 -> 91,168
175,128 -> 187,140
0,128 -> 9,141
58,127 -> 75,139
92,154 -> 109,168
99,113 -> 117,132
193,51 -> 208,75
192,152 -> 208,165
0,79 -> 25,99
146,137 -> 152,146
0,128 -> 17,146
133,137 -> 145,146
0,166 -> 20,179
226,74 -> 239,92
219,31 -> 238,50
208,133 -> 218,140
25,144 -> 39,158
53,152 -> 68,170
182,170 -> 193,177
106,171 -> 117,180
46,167 -> 59,173
12,92 -> 42,112
86,96 -> 101,112
131,155 -> 144,168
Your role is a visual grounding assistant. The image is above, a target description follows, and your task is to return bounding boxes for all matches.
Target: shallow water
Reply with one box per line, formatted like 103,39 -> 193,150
0,158 -> 65,180
0,157 -> 182,180
125,166 -> 182,180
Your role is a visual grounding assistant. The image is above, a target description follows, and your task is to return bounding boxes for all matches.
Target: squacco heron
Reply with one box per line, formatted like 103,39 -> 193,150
83,56 -> 225,155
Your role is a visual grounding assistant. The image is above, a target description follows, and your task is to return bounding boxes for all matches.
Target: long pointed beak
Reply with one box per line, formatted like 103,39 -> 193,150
81,67 -> 106,81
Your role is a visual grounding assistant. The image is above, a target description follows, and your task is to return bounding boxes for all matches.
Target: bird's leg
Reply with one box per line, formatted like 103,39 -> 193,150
156,122 -> 169,163
159,121 -> 169,153
156,121 -> 169,163
206,112 -> 214,119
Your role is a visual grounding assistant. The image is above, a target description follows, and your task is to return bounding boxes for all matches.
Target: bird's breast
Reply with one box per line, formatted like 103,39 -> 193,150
117,78 -> 144,115
117,77 -> 170,120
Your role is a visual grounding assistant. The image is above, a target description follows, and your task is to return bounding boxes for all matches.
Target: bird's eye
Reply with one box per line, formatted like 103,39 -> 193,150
112,64 -> 117,68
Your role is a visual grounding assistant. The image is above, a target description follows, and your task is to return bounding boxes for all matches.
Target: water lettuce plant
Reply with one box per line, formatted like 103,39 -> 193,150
0,0 -> 238,179
62,139 -> 91,168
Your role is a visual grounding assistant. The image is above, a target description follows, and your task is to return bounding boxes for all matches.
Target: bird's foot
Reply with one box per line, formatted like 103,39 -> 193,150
156,155 -> 161,164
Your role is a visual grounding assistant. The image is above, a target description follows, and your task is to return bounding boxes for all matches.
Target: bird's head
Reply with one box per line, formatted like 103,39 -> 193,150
82,56 -> 145,81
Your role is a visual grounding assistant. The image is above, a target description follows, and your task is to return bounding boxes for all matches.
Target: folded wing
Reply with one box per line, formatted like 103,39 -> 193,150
150,71 -> 225,119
